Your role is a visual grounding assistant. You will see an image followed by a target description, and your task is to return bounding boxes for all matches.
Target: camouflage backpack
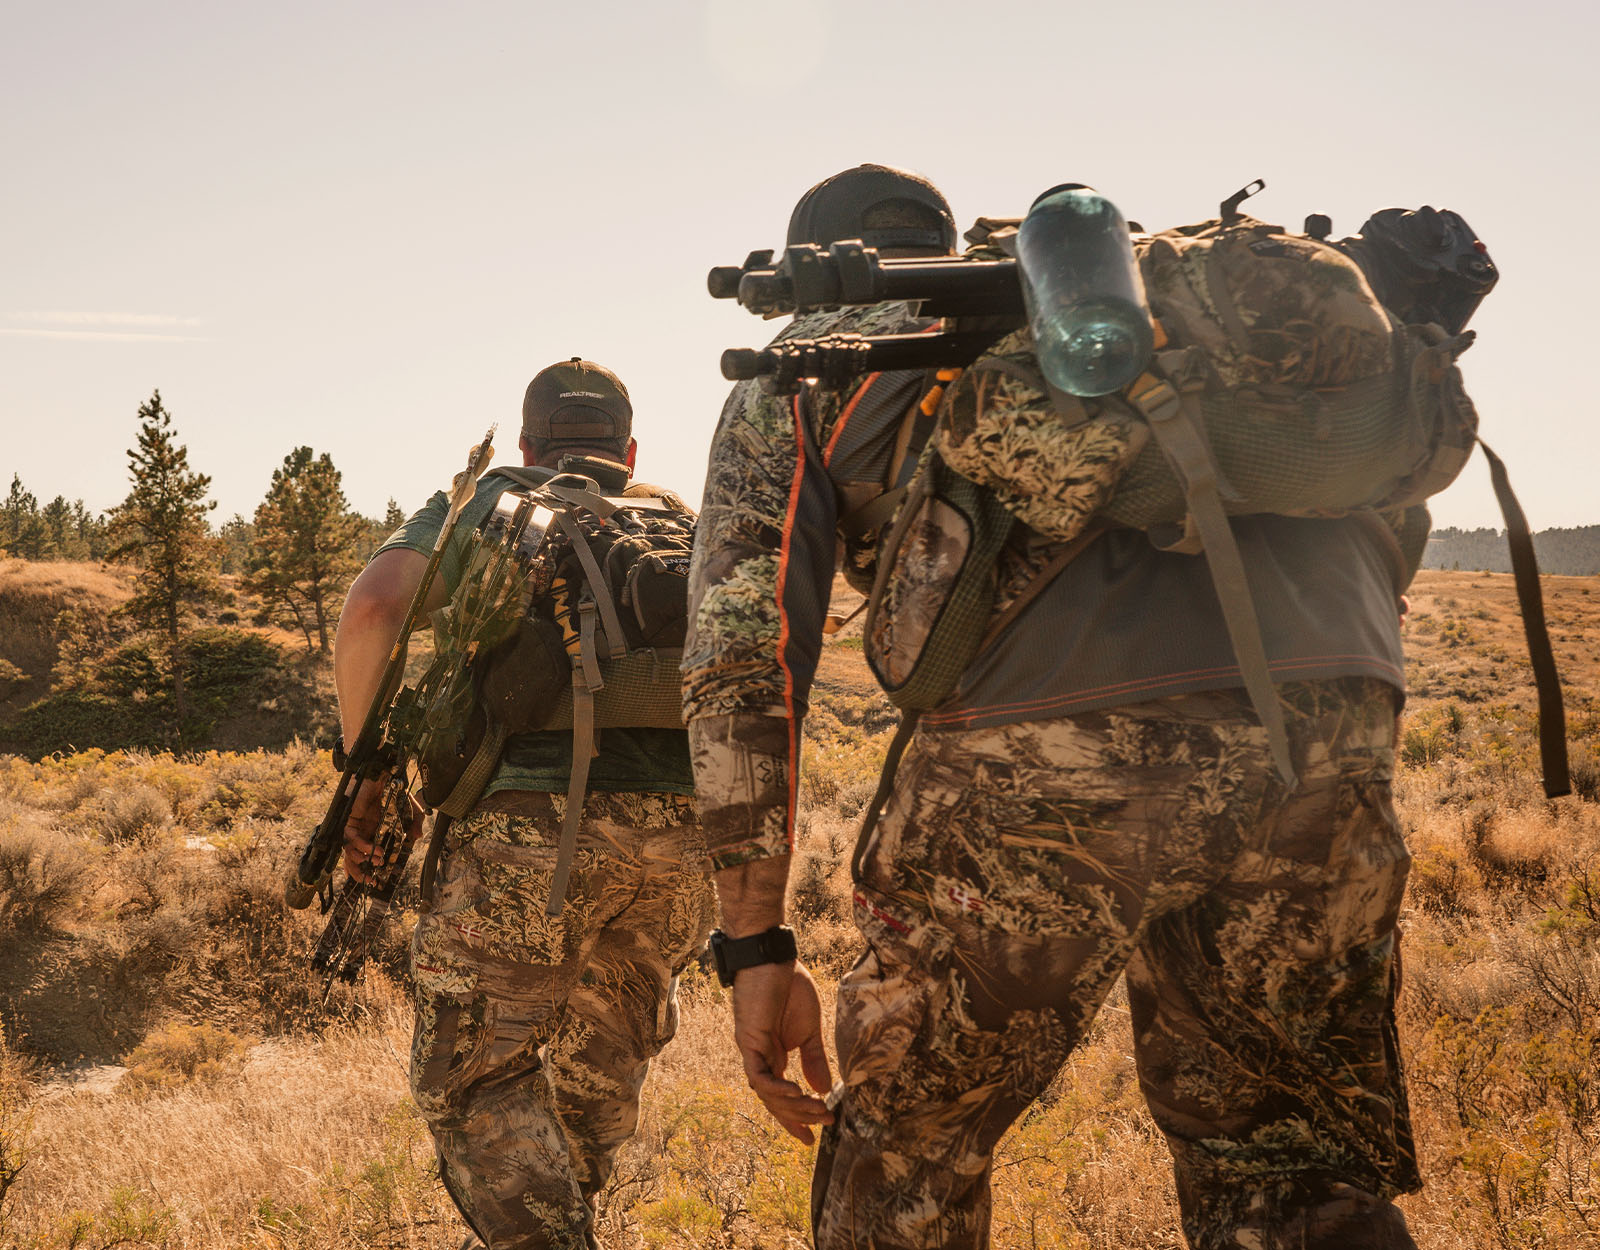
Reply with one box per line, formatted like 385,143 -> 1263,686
866,210 -> 1484,785
397,459 -> 695,913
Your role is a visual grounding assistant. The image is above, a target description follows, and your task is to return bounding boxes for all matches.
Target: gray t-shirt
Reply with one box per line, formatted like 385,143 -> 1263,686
922,514 -> 1408,732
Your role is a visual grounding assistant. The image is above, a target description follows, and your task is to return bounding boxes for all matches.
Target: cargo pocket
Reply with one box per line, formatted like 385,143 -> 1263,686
836,884 -> 951,1136
864,448 -> 1016,712
409,916 -> 490,1121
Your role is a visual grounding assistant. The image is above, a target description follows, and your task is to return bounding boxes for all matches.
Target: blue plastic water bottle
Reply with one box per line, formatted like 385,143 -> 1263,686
1017,184 -> 1154,397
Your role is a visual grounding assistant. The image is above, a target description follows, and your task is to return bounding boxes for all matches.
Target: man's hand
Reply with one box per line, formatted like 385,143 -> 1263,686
731,958 -> 834,1145
341,776 -> 423,884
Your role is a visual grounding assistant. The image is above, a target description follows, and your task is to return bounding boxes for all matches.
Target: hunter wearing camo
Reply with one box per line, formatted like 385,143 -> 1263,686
340,360 -> 714,1250
684,270 -> 1424,1243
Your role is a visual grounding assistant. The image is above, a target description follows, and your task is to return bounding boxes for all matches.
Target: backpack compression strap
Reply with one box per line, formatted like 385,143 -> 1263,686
1125,354 -> 1299,788
1480,439 -> 1571,798
546,667 -> 597,917
435,723 -> 509,820
547,588 -> 608,916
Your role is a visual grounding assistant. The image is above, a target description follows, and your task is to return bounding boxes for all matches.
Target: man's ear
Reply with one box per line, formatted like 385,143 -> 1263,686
519,433 -> 538,467
624,437 -> 638,472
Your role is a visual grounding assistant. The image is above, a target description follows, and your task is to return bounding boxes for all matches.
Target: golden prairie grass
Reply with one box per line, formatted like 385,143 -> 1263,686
0,568 -> 1596,1248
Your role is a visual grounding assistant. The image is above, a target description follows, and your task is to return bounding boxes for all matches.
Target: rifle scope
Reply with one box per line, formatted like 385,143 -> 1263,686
709,240 -> 1025,319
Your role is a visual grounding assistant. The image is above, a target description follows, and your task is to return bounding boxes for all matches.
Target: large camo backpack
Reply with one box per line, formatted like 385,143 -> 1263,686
398,460 -> 695,914
862,205 -> 1569,797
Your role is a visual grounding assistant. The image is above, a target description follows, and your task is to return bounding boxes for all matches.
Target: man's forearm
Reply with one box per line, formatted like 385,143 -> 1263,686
686,712 -> 795,868
715,856 -> 792,938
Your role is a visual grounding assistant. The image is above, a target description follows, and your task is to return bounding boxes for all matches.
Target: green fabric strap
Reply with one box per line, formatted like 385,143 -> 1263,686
436,722 -> 508,820
546,674 -> 596,917
1480,438 -> 1570,798
851,711 -> 922,884
1131,364 -> 1298,788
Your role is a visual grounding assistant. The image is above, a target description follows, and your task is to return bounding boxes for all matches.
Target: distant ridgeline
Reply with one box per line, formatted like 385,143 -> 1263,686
1424,526 -> 1600,575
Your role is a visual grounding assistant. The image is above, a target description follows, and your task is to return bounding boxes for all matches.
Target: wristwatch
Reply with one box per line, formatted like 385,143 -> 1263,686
708,925 -> 798,987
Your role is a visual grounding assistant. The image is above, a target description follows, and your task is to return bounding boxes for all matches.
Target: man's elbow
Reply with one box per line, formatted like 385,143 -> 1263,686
337,552 -> 425,642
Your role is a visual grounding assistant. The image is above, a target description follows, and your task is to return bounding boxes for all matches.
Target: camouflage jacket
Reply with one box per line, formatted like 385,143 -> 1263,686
682,302 -> 934,869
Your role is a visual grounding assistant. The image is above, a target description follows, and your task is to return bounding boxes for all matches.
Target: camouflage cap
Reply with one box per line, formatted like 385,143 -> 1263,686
521,358 -> 633,449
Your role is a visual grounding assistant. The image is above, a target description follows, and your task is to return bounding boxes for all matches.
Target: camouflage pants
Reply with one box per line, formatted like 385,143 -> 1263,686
813,678 -> 1420,1250
410,791 -> 715,1250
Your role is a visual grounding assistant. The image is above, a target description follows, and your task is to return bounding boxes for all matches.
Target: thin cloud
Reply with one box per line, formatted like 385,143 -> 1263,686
10,311 -> 203,328
0,328 -> 208,343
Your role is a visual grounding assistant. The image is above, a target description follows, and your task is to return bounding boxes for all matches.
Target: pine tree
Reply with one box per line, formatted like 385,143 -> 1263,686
246,447 -> 363,653
1,475 -> 47,559
107,390 -> 218,726
40,496 -> 74,558
74,500 -> 111,560
216,514 -> 256,575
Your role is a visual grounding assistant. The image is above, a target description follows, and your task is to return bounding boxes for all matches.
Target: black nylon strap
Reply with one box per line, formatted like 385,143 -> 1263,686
851,712 -> 921,884
1480,439 -> 1570,798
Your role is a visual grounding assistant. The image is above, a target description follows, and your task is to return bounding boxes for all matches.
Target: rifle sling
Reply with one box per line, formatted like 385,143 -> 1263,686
1480,439 -> 1571,798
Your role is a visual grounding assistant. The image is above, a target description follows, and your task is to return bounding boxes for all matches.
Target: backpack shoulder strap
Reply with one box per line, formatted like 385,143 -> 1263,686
837,368 -> 945,540
551,507 -> 628,660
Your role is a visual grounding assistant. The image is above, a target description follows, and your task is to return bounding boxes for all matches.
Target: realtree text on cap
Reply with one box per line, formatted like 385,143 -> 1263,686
522,357 -> 633,447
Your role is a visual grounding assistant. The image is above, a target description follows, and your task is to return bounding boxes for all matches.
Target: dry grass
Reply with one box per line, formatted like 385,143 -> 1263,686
0,569 -> 1597,1247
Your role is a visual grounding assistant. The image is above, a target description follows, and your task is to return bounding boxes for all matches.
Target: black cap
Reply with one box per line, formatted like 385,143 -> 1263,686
786,164 -> 956,254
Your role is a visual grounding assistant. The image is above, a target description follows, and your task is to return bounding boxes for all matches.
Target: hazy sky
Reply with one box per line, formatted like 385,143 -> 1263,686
4,0 -> 1595,531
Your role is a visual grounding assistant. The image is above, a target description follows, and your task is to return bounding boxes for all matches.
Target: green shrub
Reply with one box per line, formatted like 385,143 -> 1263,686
185,627 -> 284,694
12,690 -> 156,755
97,636 -> 167,698
121,1023 -> 249,1094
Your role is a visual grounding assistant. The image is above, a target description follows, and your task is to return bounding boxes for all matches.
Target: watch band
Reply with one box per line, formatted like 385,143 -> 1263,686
708,925 -> 797,987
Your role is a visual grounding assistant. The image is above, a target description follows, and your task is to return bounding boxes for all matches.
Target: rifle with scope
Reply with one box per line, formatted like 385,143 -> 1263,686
709,236 -> 1027,393
708,183 -> 1297,397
